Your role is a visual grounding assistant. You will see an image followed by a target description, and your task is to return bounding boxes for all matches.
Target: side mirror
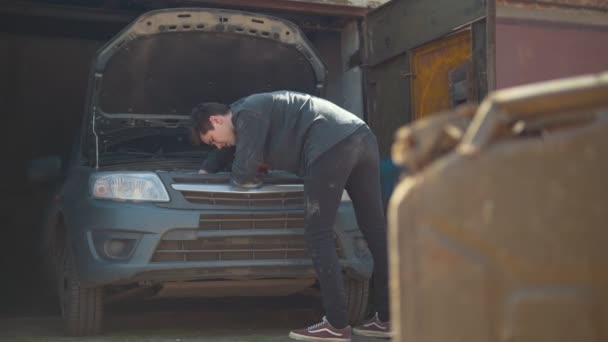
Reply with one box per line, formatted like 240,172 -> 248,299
28,156 -> 62,182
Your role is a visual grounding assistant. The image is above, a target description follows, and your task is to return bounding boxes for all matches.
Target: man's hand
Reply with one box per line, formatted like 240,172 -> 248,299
230,177 -> 262,190
257,162 -> 270,174
198,169 -> 208,174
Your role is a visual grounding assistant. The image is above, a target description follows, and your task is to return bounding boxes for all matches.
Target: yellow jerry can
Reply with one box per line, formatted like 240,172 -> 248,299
389,71 -> 608,342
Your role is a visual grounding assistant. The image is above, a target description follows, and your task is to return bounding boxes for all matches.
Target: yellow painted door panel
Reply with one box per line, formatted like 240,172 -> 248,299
412,30 -> 472,119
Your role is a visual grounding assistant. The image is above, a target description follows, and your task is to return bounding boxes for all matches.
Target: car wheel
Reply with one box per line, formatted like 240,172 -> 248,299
344,275 -> 369,325
57,243 -> 103,336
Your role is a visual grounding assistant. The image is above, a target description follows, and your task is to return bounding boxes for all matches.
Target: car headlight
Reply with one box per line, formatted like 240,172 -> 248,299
91,172 -> 170,202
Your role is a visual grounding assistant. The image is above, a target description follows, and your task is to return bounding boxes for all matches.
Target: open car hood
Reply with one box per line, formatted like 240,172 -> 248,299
91,8 -> 327,119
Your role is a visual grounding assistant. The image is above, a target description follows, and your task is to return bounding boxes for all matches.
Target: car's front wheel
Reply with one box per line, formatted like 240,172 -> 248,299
57,243 -> 104,336
344,275 -> 369,325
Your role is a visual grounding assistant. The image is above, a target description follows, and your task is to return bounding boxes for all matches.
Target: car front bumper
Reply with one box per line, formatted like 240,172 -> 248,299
66,197 -> 373,288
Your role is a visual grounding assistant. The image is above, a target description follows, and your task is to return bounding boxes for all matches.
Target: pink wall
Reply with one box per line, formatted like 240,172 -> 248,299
495,18 -> 608,89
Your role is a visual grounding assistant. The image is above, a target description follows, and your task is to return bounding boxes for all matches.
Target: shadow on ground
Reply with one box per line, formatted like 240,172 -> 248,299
0,295 -> 388,342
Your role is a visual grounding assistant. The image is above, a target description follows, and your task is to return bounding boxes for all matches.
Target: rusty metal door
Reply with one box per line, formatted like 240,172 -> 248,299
411,29 -> 474,120
364,0 -> 487,155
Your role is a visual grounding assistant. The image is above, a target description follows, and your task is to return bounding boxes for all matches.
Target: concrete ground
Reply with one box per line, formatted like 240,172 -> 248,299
0,295 -> 389,342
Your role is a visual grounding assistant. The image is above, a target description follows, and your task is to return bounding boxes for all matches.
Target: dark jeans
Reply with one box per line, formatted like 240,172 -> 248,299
304,126 -> 389,328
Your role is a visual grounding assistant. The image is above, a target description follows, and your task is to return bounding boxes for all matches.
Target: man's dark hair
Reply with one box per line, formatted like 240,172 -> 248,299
189,102 -> 230,145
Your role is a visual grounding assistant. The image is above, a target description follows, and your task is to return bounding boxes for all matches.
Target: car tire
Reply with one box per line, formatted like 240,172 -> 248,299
344,275 -> 369,325
57,243 -> 104,336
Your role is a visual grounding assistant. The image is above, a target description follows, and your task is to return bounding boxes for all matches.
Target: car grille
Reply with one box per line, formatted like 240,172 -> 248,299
197,212 -> 305,230
180,190 -> 304,206
171,183 -> 305,207
151,212 -> 343,262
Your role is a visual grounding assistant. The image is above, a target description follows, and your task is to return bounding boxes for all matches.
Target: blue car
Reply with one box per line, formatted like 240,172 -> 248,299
31,8 -> 373,336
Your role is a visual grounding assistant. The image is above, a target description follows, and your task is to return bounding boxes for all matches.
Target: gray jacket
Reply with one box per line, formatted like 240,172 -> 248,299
202,91 -> 365,187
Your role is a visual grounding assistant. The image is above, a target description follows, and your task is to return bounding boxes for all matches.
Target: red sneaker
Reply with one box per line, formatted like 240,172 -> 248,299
289,316 -> 352,342
353,312 -> 391,338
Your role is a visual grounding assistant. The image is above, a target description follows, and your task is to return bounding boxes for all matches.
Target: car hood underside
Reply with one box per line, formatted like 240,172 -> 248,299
94,8 -> 326,116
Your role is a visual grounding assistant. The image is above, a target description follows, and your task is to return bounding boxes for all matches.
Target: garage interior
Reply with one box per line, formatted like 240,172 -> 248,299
0,0 -> 376,316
